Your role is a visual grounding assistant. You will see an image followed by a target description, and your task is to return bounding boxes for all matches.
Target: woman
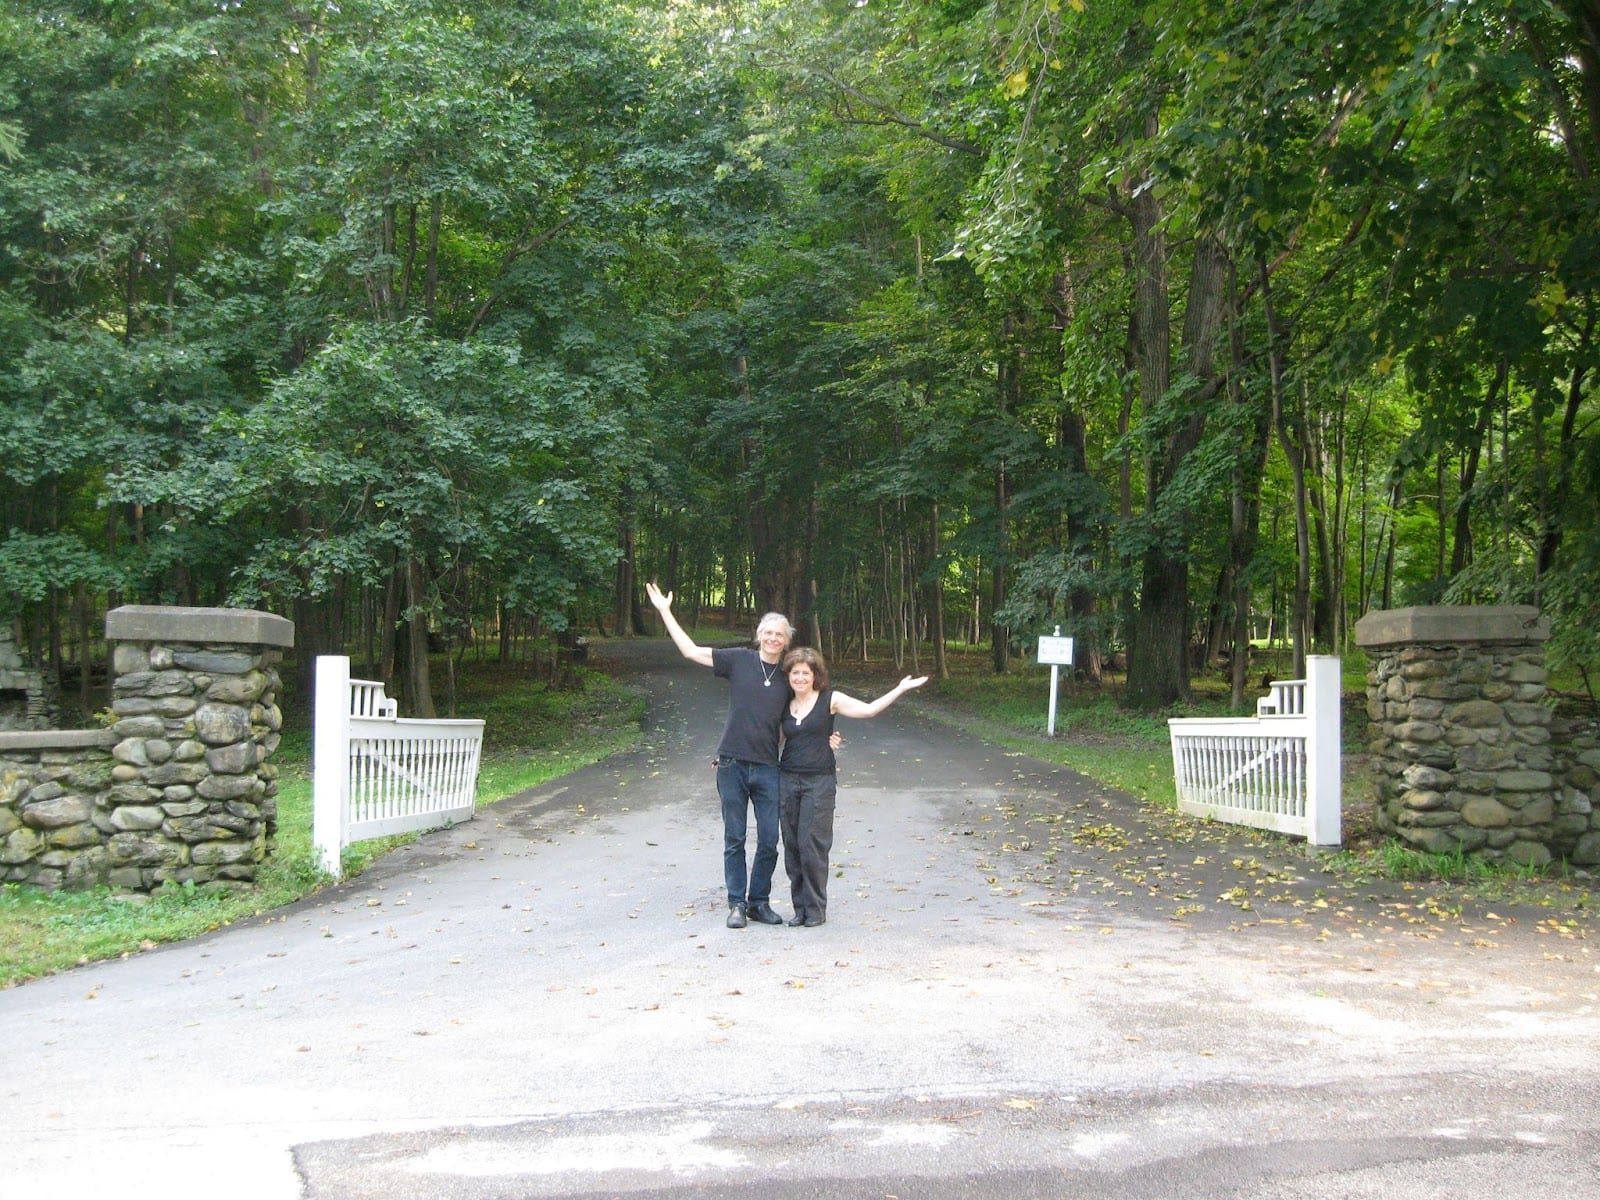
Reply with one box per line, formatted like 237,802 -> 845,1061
779,646 -> 927,927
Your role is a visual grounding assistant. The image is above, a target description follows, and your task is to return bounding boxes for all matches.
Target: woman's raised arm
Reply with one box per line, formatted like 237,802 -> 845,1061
831,675 -> 928,719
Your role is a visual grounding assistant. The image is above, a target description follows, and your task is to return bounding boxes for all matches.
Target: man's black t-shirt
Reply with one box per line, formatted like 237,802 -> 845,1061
711,647 -> 789,765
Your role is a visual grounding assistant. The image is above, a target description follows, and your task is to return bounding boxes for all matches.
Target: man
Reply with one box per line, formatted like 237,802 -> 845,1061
645,581 -> 790,929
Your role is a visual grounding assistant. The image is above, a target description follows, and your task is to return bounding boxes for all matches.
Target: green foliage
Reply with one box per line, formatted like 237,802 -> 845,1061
1536,433 -> 1600,693
0,531 -> 118,618
0,0 -> 1596,719
994,548 -> 1126,646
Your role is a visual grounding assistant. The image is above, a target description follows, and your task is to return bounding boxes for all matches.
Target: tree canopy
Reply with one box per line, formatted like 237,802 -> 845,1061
3,0 -> 1597,713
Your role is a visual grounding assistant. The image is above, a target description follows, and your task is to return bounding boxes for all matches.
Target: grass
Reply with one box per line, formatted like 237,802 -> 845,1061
919,694 -> 1177,807
1331,838 -> 1560,887
0,662 -> 646,988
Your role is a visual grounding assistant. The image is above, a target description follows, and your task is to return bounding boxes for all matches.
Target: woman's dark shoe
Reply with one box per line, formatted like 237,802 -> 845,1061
787,909 -> 808,927
802,911 -> 825,927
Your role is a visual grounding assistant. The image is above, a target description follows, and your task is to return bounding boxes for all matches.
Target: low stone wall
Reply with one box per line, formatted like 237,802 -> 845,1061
1355,605 -> 1600,867
0,731 -> 118,889
0,606 -> 293,891
1553,715 -> 1600,865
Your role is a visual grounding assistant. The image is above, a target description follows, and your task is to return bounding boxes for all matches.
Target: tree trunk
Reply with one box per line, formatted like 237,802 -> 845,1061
1549,0 -> 1600,169
1450,365 -> 1502,576
1306,400 -> 1338,647
804,495 -> 823,648
75,581 -> 92,721
1436,449 -> 1450,588
991,314 -> 1023,675
1121,170 -> 1178,708
878,504 -> 902,670
929,504 -> 948,680
1537,350 -> 1593,576
1327,386 -> 1350,651
1128,546 -> 1190,704
1225,261 -> 1273,710
1051,260 -> 1103,682
991,462 -> 1010,674
615,503 -> 636,637
1382,477 -> 1401,609
290,530 -> 346,699
405,554 -> 436,719
380,557 -> 402,684
1263,259 -> 1310,679
1124,217 -> 1230,707
902,516 -> 917,674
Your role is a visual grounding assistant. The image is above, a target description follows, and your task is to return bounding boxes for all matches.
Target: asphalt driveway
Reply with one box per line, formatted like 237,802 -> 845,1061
3,638 -> 1596,1199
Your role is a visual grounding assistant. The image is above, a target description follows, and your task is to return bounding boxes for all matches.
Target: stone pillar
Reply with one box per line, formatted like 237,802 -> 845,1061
103,606 -> 294,890
1354,604 -> 1568,866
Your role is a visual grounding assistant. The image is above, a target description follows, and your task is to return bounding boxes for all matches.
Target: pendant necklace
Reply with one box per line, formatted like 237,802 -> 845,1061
760,659 -> 778,687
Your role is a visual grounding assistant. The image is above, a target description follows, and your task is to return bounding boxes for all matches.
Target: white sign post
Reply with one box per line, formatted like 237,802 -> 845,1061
1036,626 -> 1075,736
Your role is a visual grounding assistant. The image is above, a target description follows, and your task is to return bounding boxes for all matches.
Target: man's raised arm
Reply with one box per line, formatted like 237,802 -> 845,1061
645,581 -> 715,667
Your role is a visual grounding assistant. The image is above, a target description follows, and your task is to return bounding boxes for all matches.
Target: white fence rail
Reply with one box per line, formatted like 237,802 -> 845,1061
1168,655 -> 1342,849
313,655 -> 485,876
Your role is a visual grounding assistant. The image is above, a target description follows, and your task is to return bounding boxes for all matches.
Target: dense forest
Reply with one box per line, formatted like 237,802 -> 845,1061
2,0 -> 1598,718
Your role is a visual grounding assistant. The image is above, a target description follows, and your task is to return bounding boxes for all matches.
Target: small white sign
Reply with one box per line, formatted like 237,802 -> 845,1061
1036,635 -> 1074,665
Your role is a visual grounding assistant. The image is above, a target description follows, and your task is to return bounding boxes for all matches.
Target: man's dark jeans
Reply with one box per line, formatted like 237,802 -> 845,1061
716,757 -> 780,905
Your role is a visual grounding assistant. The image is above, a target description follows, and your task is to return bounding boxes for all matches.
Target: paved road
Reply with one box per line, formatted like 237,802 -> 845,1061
4,640 -> 1597,1199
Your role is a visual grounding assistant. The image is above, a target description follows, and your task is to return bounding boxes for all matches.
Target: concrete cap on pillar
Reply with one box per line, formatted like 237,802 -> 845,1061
105,605 -> 295,649
1354,604 -> 1548,650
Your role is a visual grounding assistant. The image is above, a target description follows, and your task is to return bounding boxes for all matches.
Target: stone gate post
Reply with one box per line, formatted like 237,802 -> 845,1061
103,605 -> 293,889
1353,604 -> 1600,867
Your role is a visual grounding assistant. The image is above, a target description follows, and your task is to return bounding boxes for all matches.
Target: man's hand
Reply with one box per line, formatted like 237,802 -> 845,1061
645,580 -> 713,667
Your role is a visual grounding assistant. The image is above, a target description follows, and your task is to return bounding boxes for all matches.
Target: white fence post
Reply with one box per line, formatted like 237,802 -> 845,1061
1305,654 -> 1343,850
312,655 -> 352,876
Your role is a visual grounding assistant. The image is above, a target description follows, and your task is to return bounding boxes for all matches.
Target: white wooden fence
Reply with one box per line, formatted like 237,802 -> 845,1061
313,655 -> 485,876
1167,655 -> 1342,849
